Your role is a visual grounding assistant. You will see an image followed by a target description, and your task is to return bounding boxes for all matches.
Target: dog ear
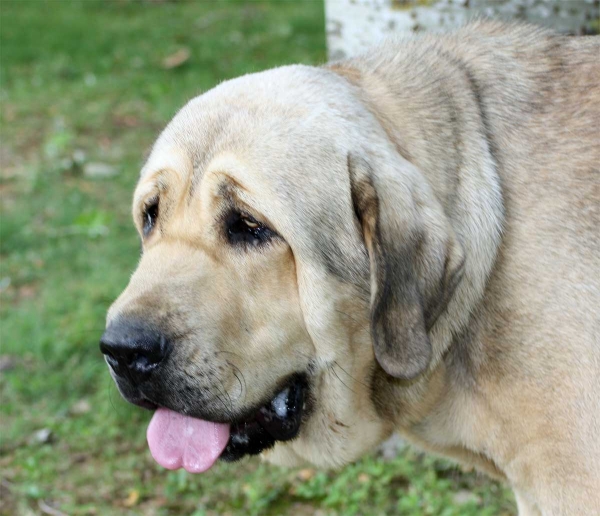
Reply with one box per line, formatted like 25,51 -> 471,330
348,154 -> 464,380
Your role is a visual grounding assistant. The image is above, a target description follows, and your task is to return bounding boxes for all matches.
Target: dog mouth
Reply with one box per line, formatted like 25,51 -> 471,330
145,375 -> 308,473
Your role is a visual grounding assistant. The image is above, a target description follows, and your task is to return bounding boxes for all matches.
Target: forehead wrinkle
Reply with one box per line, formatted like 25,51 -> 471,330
159,93 -> 318,209
181,111 -> 251,205
187,155 -> 206,204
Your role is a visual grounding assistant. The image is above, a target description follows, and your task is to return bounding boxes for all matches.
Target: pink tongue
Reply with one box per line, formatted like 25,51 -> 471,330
147,408 -> 230,473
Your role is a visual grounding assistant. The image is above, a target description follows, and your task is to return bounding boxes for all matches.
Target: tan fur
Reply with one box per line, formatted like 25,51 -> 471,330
106,22 -> 600,515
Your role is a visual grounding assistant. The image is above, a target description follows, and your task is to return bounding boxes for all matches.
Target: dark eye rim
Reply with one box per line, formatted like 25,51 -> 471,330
143,198 -> 159,237
223,208 -> 278,248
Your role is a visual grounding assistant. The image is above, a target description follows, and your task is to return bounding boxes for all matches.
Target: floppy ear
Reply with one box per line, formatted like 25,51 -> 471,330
348,154 -> 464,380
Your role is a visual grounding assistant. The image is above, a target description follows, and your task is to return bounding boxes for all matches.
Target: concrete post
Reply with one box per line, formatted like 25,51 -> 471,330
326,0 -> 599,60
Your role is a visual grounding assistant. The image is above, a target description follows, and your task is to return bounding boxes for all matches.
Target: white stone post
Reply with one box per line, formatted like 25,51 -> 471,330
326,0 -> 600,60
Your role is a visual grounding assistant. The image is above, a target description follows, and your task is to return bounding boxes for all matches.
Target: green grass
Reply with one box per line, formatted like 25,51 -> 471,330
0,1 -> 516,514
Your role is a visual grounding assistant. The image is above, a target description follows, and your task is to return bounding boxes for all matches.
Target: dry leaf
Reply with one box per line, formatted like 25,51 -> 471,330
83,162 -> 118,179
0,355 -> 17,372
297,468 -> 315,481
30,428 -> 54,445
123,489 -> 140,507
70,399 -> 91,415
162,48 -> 190,69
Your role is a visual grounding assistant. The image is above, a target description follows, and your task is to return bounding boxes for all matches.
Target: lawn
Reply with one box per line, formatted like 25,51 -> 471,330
0,1 -> 516,514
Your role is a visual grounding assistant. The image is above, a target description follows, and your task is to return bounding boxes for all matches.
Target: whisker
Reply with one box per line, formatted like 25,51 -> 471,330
328,362 -> 356,394
212,386 -> 233,418
335,309 -> 362,324
107,377 -> 118,412
214,350 -> 244,358
332,360 -> 371,390
227,360 -> 247,402
215,378 -> 235,417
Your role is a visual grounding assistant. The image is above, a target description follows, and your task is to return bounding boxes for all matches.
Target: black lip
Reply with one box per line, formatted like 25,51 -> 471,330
131,397 -> 158,411
113,370 -> 309,462
220,374 -> 308,462
118,389 -> 159,411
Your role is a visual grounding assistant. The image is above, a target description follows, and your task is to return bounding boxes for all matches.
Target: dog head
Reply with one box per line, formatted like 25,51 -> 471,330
101,65 -> 465,471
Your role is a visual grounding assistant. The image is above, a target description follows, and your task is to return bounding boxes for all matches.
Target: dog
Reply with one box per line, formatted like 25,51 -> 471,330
100,21 -> 599,515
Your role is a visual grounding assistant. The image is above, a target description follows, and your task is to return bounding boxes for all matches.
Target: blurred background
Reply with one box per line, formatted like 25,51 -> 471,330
1,1 -> 596,515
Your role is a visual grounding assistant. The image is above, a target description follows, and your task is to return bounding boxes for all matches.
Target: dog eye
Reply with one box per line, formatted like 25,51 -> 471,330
143,200 -> 159,236
226,211 -> 274,247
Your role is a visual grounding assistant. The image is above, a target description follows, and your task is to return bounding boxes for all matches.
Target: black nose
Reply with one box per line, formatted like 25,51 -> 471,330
100,319 -> 170,381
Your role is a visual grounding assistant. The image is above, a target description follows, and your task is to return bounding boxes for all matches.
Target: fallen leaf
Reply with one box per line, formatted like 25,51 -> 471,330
70,399 -> 91,415
38,499 -> 68,516
0,355 -> 17,372
297,468 -> 315,481
83,162 -> 118,179
112,114 -> 140,128
30,428 -> 53,445
162,48 -> 190,69
452,489 -> 481,505
123,489 -> 140,507
71,453 -> 88,464
18,285 -> 37,300
358,473 -> 370,483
